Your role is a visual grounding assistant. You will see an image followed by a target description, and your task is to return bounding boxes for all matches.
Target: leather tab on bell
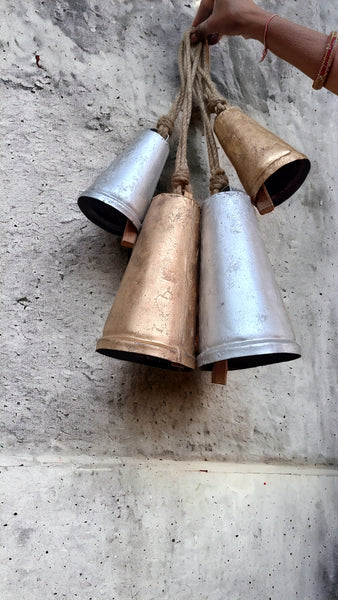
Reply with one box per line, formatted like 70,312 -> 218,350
121,219 -> 138,248
255,184 -> 274,215
212,360 -> 228,385
183,188 -> 193,200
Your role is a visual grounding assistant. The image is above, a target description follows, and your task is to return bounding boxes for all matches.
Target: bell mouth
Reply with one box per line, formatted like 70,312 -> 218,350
78,196 -> 127,235
264,158 -> 311,206
200,351 -> 301,371
96,347 -> 193,372
198,337 -> 301,371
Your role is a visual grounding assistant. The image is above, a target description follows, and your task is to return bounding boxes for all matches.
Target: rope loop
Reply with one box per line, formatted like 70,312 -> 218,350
190,42 -> 230,195
156,29 -> 231,196
171,167 -> 190,194
156,115 -> 175,139
206,96 -> 228,115
209,168 -> 229,195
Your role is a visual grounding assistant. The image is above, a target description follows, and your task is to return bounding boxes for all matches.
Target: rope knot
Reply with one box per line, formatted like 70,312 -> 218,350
171,168 -> 190,194
156,115 -> 175,139
206,96 -> 227,115
209,168 -> 229,195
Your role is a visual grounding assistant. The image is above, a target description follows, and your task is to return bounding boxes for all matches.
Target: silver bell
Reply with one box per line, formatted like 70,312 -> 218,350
197,190 -> 301,375
78,129 -> 169,235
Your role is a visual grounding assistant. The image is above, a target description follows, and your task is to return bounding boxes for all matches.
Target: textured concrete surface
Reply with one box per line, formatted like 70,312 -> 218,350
1,0 -> 337,598
1,459 -> 338,600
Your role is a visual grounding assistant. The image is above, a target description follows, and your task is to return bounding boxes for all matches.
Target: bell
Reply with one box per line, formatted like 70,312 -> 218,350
96,192 -> 200,370
78,129 -> 169,235
197,190 -> 301,376
214,107 -> 310,213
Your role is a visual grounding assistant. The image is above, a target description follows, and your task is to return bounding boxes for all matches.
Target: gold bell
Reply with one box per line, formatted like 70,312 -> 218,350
214,106 -> 310,214
96,192 -> 200,370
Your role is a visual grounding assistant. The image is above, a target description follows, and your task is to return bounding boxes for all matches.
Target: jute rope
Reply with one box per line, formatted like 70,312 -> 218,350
157,30 -> 200,138
171,31 -> 203,194
156,30 -> 229,195
192,43 -> 229,194
155,30 -> 202,194
195,42 -> 228,116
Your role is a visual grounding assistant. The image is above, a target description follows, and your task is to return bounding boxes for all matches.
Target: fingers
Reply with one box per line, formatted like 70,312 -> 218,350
191,16 -> 221,45
191,27 -> 220,45
191,0 -> 221,46
192,0 -> 214,27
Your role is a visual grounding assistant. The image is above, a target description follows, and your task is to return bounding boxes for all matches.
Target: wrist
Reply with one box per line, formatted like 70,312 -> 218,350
240,8 -> 273,43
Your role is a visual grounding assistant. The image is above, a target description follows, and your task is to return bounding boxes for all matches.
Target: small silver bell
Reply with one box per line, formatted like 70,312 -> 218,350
78,129 -> 169,235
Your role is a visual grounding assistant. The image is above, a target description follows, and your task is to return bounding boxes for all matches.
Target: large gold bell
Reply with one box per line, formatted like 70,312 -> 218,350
96,192 -> 200,370
214,106 -> 310,213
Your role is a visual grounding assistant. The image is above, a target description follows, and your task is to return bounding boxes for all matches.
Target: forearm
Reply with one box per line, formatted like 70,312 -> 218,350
243,11 -> 338,94
191,1 -> 338,95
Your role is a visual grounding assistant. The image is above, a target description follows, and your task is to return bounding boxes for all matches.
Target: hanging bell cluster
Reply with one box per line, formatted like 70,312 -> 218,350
77,30 -> 309,385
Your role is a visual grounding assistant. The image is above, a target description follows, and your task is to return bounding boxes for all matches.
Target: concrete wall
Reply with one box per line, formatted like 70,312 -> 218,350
1,1 -> 337,598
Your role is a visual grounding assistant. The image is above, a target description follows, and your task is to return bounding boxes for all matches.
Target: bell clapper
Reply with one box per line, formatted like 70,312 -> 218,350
121,219 -> 138,248
212,360 -> 228,385
255,183 -> 274,215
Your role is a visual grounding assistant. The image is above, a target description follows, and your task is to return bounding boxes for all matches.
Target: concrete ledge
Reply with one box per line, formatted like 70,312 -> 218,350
1,458 -> 337,599
1,454 -> 338,475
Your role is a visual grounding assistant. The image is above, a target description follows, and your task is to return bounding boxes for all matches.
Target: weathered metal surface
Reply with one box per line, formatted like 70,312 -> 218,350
214,106 -> 310,208
97,193 -> 200,370
198,190 -> 301,371
78,129 -> 169,234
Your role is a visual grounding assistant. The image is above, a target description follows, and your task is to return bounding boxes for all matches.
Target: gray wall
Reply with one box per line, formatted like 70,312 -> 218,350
1,1 -> 337,598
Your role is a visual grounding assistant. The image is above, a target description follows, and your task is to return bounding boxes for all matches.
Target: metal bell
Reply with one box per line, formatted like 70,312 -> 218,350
96,192 -> 200,370
214,107 -> 310,212
78,129 -> 169,235
197,190 -> 301,374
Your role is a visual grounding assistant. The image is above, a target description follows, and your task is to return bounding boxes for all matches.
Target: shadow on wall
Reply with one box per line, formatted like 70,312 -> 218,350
321,543 -> 338,599
109,363 -> 218,457
95,357 -> 255,461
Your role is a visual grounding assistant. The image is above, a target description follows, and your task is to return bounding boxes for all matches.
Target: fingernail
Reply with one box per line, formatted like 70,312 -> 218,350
207,33 -> 219,45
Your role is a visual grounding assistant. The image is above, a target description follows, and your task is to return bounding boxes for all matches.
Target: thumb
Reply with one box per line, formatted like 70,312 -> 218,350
191,18 -> 220,45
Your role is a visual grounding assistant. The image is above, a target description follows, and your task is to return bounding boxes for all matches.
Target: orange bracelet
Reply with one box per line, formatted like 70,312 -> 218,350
312,30 -> 338,90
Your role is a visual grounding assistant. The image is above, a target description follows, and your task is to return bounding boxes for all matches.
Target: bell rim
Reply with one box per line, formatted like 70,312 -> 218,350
96,335 -> 196,371
78,191 -> 142,234
254,156 -> 311,205
214,108 -> 311,206
197,338 -> 301,370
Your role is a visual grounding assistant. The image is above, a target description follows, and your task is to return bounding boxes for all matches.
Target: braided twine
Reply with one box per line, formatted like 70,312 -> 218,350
192,42 -> 229,195
156,29 -> 230,195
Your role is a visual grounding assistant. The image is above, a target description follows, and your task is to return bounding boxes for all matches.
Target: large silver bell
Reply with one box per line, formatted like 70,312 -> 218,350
78,129 -> 169,235
197,190 -> 301,376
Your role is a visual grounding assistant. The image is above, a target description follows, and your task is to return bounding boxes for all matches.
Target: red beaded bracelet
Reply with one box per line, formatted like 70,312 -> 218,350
312,30 -> 338,90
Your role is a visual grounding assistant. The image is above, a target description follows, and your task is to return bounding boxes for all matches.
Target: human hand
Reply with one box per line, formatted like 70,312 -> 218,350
191,0 -> 265,45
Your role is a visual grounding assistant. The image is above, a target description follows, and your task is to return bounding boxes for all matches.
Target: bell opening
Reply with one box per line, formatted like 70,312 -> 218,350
78,196 -> 127,235
264,158 -> 311,206
97,347 -> 192,372
201,351 -> 301,372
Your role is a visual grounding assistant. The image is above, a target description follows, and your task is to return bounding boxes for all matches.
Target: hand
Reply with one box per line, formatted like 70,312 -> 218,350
191,0 -> 265,45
